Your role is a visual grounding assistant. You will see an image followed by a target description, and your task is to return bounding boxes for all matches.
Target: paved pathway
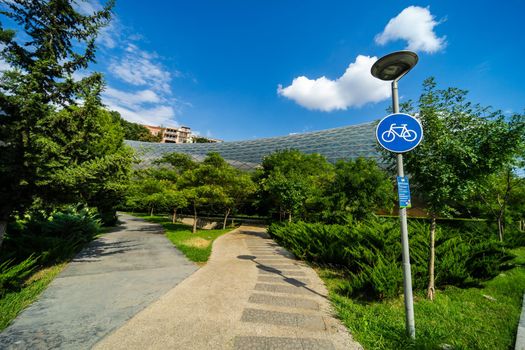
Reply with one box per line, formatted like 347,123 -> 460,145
0,214 -> 197,350
95,226 -> 362,350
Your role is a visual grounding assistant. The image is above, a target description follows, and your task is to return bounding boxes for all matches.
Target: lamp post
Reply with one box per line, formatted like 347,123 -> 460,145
371,50 -> 418,339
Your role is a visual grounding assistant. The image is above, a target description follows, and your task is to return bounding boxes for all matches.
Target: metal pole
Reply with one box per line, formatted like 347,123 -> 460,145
392,79 -> 416,339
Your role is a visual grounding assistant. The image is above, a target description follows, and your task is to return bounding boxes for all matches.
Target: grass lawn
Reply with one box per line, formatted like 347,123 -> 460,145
0,263 -> 66,331
132,214 -> 234,263
319,247 -> 525,350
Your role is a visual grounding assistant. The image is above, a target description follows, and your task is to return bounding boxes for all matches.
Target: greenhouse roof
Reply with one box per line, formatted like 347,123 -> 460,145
126,121 -> 381,170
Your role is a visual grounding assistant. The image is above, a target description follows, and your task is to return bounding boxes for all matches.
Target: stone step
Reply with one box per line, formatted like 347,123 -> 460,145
240,308 -> 326,331
248,293 -> 319,310
254,283 -> 315,295
234,336 -> 335,350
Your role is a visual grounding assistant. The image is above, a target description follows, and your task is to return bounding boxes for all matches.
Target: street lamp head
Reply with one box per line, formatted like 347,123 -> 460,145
371,51 -> 418,81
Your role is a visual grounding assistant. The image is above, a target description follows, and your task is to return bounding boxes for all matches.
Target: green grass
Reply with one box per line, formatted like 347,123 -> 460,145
133,214 -> 234,263
0,219 -> 117,332
0,263 -> 65,331
319,247 -> 525,350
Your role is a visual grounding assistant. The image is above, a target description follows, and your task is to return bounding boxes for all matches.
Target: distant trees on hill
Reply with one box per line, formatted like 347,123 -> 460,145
193,136 -> 215,143
114,112 -> 163,142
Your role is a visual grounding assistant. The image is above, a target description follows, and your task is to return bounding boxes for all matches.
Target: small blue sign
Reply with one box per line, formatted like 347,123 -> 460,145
376,113 -> 423,153
397,176 -> 412,208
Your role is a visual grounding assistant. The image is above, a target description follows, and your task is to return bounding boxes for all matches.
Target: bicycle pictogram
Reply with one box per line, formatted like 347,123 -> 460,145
381,123 -> 418,143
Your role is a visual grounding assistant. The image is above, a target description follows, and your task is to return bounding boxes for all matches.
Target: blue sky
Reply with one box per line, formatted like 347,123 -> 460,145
81,1 -> 525,141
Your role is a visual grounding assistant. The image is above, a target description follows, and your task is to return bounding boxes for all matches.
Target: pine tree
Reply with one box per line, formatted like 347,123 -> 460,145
0,0 -> 125,247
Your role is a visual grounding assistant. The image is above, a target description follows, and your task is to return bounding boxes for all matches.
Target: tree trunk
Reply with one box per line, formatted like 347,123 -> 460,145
223,208 -> 231,230
497,215 -> 504,242
288,212 -> 292,223
0,220 -> 6,250
192,203 -> 197,234
150,206 -> 154,216
427,215 -> 437,300
172,208 -> 178,224
497,170 -> 512,241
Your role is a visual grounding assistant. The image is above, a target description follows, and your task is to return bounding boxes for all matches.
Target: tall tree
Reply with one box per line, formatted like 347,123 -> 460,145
398,78 -> 525,300
0,0 -> 117,245
163,188 -> 188,223
472,164 -> 525,241
326,158 -> 394,223
257,150 -> 333,222
220,169 -> 256,229
177,153 -> 228,233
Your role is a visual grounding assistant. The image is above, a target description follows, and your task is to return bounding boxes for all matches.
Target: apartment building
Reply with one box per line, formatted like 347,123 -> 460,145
142,125 -> 192,143
163,126 -> 192,143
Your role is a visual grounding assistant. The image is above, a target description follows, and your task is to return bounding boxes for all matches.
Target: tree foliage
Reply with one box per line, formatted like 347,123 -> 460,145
400,78 -> 525,217
394,77 -> 525,299
256,150 -> 393,223
128,152 -> 256,232
256,150 -> 333,222
326,158 -> 394,223
0,0 -> 130,238
116,113 -> 162,142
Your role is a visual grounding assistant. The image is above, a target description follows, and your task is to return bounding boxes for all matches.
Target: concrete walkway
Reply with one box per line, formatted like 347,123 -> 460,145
0,214 -> 197,350
515,294 -> 525,350
95,226 -> 362,350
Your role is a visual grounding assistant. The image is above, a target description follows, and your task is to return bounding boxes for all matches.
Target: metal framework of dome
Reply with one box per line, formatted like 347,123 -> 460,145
126,121 -> 380,170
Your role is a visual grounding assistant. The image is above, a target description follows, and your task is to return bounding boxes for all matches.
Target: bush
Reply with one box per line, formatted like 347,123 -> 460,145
1,206 -> 100,265
40,207 -> 101,239
268,217 -> 514,299
269,219 -> 403,299
0,256 -> 38,297
505,225 -> 525,248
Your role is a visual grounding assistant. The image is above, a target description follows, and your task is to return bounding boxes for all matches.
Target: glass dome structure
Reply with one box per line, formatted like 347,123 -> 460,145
126,121 -> 380,170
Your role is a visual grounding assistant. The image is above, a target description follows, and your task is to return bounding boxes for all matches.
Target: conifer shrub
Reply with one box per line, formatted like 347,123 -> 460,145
268,217 -> 513,299
0,256 -> 38,297
2,206 -> 100,264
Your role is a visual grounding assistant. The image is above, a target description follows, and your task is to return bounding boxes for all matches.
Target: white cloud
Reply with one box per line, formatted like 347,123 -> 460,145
74,0 -> 102,15
102,86 -> 176,126
0,59 -> 11,71
103,87 -> 161,107
72,1 -> 183,127
73,1 -> 119,48
277,55 -> 390,112
375,6 -> 446,53
108,44 -> 172,92
105,99 -> 175,126
97,20 -> 118,49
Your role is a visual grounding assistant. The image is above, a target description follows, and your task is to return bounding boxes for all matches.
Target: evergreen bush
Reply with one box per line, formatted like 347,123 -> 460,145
0,256 -> 38,297
2,206 -> 100,264
268,217 -> 513,299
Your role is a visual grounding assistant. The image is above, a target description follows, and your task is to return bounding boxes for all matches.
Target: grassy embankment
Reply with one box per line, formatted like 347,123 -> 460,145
319,247 -> 525,350
0,215 -> 113,331
132,213 -> 234,263
0,263 -> 66,330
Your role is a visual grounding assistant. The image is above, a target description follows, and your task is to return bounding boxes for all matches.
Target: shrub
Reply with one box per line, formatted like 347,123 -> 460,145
2,205 -> 100,265
505,226 -> 525,248
40,206 -> 101,239
268,217 -> 513,299
0,256 -> 38,297
269,219 -> 403,299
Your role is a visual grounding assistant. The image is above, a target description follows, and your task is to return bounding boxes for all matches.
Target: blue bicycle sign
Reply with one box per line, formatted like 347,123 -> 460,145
381,124 -> 418,143
376,113 -> 423,153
